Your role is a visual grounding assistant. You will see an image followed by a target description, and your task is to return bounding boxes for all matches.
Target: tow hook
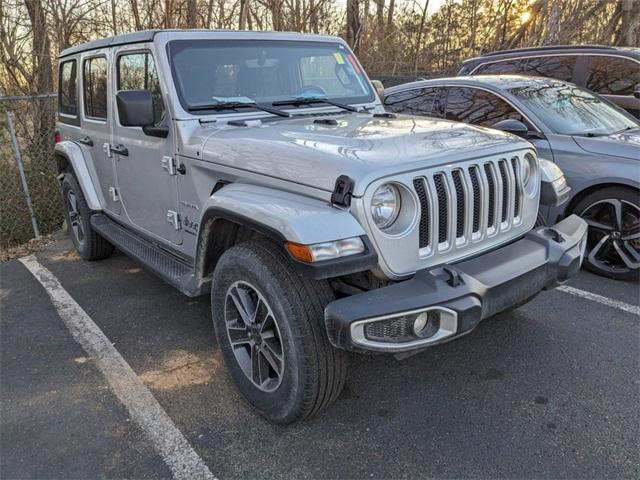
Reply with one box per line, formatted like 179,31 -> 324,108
442,266 -> 463,287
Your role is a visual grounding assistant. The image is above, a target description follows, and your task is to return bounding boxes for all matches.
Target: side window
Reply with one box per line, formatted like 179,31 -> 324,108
384,88 -> 441,116
521,55 -> 577,82
444,87 -> 527,127
117,52 -> 165,125
83,56 -> 108,119
474,59 -> 524,75
586,56 -> 640,96
59,60 -> 78,116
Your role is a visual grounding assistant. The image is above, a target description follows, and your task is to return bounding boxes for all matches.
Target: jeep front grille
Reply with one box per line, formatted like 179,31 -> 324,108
413,156 -> 524,252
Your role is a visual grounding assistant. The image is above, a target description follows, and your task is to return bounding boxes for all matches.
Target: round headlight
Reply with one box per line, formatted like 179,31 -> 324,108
371,183 -> 401,230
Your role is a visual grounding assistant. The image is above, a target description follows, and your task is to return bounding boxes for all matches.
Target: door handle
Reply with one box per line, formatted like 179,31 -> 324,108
78,136 -> 93,147
109,144 -> 129,156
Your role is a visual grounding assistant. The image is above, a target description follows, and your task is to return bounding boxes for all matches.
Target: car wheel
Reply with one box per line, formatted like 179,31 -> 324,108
574,187 -> 639,281
211,239 -> 347,424
61,173 -> 114,261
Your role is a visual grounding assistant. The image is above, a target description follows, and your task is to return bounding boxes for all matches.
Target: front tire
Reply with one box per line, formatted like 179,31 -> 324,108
211,239 -> 347,424
61,173 -> 114,261
574,187 -> 639,281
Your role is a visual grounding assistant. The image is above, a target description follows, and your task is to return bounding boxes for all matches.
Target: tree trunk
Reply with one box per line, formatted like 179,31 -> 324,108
346,0 -> 362,54
186,0 -> 198,27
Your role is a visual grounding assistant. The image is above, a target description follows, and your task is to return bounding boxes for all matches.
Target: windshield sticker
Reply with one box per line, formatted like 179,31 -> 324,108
334,52 -> 345,64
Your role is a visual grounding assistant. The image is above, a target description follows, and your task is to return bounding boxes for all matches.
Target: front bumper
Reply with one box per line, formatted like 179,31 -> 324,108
324,214 -> 588,353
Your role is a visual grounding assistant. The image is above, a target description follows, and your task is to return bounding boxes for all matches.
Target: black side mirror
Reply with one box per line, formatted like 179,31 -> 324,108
492,118 -> 529,138
116,90 -> 154,127
634,84 -> 640,99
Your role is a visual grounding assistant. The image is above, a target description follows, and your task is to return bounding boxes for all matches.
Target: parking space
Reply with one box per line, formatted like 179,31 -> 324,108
1,234 -> 639,479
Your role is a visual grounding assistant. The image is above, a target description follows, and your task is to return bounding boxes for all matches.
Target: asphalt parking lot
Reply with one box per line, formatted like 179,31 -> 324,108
1,233 -> 639,479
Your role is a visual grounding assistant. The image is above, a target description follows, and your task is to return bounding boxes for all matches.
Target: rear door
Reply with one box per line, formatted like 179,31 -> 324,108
80,51 -> 121,215
111,45 -> 181,245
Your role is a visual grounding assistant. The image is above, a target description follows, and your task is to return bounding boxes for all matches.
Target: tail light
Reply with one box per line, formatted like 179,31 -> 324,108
54,130 -> 62,144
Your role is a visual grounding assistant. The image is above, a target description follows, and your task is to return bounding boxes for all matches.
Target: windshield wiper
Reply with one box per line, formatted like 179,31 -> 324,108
272,96 -> 359,113
188,101 -> 290,118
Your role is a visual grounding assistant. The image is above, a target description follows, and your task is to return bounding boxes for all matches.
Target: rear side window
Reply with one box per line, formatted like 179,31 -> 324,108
520,55 -> 577,82
117,51 -> 165,125
384,88 -> 441,116
59,60 -> 78,116
586,56 -> 640,96
83,56 -> 108,119
474,59 -> 525,75
443,87 -> 528,127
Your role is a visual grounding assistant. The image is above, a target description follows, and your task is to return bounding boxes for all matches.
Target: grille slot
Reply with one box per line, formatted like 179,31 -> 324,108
469,166 -> 481,233
413,178 -> 430,249
433,174 -> 449,244
452,170 -> 465,239
498,160 -> 509,223
484,163 -> 496,228
511,157 -> 521,218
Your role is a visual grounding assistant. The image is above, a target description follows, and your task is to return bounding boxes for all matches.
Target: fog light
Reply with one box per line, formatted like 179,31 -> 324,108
412,312 -> 429,335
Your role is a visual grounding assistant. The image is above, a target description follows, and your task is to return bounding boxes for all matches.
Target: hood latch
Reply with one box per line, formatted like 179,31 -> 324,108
331,175 -> 355,208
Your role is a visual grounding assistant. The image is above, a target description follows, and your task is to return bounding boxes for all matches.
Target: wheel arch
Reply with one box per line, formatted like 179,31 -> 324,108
193,183 -> 376,286
565,181 -> 640,217
54,141 -> 102,211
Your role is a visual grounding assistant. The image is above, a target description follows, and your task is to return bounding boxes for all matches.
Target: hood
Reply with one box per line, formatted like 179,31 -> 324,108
198,113 -> 531,195
572,128 -> 640,160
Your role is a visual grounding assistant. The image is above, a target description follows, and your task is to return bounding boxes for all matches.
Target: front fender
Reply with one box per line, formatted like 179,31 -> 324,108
55,141 -> 102,211
200,183 -> 366,245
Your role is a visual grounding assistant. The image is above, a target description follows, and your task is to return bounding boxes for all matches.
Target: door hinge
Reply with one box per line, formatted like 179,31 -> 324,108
108,186 -> 120,202
103,142 -> 112,159
161,156 -> 176,175
166,210 -> 181,230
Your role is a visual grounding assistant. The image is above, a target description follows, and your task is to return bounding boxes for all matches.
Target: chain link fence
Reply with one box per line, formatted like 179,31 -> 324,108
1,94 -> 63,251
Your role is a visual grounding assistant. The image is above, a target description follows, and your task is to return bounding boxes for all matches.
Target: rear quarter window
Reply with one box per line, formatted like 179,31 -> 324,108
384,87 -> 441,116
586,56 -> 640,96
58,60 -> 78,116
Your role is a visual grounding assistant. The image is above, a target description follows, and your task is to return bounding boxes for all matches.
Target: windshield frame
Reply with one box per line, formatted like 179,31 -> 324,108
505,81 -> 640,136
166,38 -> 377,117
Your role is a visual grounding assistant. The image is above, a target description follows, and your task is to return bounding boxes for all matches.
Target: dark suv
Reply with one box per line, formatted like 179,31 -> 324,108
459,45 -> 640,117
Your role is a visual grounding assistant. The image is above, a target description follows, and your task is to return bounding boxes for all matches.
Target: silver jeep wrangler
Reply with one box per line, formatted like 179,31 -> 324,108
55,30 -> 587,424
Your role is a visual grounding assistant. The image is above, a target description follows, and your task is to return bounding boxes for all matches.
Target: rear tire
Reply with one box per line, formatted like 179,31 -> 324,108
211,239 -> 347,424
574,187 -> 639,281
61,173 -> 114,261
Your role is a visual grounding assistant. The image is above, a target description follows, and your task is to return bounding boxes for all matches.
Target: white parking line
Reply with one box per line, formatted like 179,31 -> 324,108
557,285 -> 640,317
19,255 -> 216,480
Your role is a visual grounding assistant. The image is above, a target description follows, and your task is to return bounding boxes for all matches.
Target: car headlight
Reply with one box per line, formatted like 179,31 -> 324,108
371,183 -> 401,229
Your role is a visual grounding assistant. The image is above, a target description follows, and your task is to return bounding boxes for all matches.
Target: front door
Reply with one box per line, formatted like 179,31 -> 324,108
111,46 -> 181,245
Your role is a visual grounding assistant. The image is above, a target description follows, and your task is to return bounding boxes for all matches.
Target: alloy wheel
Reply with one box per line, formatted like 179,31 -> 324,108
224,281 -> 285,392
66,190 -> 85,247
581,198 -> 640,274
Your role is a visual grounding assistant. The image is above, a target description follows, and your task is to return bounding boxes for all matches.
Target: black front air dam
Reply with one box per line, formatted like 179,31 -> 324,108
324,214 -> 588,353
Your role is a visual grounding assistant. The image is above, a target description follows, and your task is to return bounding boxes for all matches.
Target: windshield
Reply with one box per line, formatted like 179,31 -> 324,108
507,82 -> 639,136
167,39 -> 375,113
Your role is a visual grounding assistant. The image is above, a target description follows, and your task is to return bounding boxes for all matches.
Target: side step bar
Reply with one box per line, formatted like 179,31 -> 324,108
91,214 -> 207,297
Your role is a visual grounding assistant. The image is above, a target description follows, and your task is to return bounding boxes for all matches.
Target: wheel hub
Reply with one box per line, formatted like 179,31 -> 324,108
224,281 -> 284,392
581,198 -> 640,274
